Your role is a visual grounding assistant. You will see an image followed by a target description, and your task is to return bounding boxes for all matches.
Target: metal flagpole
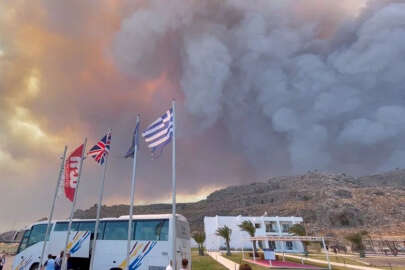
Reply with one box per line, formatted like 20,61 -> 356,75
322,237 -> 331,270
171,100 -> 177,269
39,146 -> 68,268
62,138 -> 87,270
126,115 -> 140,270
89,130 -> 112,270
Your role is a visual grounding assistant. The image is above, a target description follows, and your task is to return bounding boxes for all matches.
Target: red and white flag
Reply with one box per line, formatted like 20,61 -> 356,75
64,144 -> 84,202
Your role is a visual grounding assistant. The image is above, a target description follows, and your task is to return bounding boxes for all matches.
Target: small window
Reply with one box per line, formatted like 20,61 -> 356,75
17,230 -> 31,253
282,223 -> 290,233
27,224 -> 47,247
135,220 -> 168,241
255,223 -> 261,229
265,222 -> 277,233
258,240 -> 264,249
286,241 -> 293,250
104,221 -> 130,240
268,241 -> 276,250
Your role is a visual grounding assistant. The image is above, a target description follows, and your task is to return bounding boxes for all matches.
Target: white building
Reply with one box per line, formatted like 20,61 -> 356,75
204,215 -> 304,253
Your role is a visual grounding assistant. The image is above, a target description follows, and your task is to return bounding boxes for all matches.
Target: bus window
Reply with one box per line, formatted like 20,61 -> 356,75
54,222 -> 80,231
54,222 -> 68,231
176,220 -> 190,240
17,230 -> 31,253
135,220 -> 168,241
27,224 -> 47,247
96,222 -> 106,240
78,222 -> 96,232
103,221 -> 130,240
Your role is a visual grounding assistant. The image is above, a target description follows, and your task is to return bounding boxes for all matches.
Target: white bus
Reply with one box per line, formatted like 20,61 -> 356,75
13,214 -> 191,270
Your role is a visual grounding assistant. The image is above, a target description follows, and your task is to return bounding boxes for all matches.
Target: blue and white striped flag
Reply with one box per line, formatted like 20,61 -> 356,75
142,108 -> 173,157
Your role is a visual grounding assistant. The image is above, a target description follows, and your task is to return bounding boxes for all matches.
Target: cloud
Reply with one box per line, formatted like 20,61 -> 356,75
113,0 -> 405,175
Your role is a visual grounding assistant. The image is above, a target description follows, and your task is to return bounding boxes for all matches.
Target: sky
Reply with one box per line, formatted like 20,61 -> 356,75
1,0 -> 405,232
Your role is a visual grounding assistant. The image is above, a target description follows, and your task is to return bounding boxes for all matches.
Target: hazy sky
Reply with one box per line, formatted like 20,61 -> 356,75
1,0 -> 405,232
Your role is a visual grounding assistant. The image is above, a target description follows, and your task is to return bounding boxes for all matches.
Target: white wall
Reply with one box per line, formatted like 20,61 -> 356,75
204,216 -> 304,253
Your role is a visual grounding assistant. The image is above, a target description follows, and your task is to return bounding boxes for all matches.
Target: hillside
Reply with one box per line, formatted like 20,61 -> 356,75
73,170 -> 405,237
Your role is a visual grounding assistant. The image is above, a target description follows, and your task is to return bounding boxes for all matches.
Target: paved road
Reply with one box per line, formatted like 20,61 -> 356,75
208,251 -> 239,270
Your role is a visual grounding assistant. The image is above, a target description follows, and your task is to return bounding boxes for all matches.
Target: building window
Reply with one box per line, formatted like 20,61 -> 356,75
281,223 -> 291,233
265,222 -> 277,232
268,241 -> 276,250
286,241 -> 293,250
255,223 -> 261,229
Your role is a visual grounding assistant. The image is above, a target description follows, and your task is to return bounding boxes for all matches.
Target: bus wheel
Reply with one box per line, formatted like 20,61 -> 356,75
30,263 -> 40,270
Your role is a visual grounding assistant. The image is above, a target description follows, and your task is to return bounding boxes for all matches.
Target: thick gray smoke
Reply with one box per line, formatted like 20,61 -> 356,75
113,0 -> 405,175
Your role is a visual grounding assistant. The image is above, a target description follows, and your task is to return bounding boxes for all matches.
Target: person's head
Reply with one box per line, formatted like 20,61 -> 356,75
181,258 -> 188,268
168,260 -> 172,266
66,253 -> 71,259
48,254 -> 53,259
60,251 -> 64,257
239,264 -> 252,270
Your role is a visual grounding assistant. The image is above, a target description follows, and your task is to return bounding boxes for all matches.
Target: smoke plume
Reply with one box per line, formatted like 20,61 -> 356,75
113,0 -> 405,175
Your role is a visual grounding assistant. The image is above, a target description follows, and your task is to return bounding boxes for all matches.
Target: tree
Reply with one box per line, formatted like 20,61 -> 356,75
216,225 -> 232,256
238,221 -> 257,255
192,231 -> 206,256
289,224 -> 309,256
345,231 -> 368,258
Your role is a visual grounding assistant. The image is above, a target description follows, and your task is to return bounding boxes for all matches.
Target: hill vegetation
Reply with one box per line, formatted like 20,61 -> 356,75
73,170 -> 405,237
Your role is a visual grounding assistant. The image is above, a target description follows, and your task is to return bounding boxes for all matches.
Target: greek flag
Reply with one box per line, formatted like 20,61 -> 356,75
142,108 -> 173,157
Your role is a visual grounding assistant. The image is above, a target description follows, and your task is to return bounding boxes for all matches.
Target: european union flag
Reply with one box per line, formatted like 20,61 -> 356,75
125,121 -> 140,158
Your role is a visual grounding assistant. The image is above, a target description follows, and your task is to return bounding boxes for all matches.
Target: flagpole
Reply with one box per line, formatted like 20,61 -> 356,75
39,146 -> 68,268
171,100 -> 177,269
89,130 -> 112,270
126,115 -> 140,270
62,138 -> 87,270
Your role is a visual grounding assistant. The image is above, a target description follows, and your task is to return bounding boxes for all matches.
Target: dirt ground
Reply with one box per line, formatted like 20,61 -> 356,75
363,255 -> 405,267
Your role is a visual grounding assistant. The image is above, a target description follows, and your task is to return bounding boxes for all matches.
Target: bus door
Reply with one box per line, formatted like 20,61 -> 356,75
133,219 -> 170,269
50,222 -> 91,258
50,231 -> 91,258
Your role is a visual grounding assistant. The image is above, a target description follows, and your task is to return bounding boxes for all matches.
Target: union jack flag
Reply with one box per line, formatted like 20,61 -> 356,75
88,132 -> 111,165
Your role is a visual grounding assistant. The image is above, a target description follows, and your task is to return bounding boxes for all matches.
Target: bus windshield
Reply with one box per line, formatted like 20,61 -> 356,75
17,230 -> 30,254
27,224 -> 48,247
17,223 -> 51,254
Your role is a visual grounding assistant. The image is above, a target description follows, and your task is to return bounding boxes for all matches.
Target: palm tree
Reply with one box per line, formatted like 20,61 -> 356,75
289,224 -> 309,256
238,221 -> 257,256
192,231 -> 206,256
345,231 -> 367,258
216,225 -> 232,256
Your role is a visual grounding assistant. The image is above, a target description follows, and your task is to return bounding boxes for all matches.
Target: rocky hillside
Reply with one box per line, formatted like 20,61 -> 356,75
74,170 -> 405,237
